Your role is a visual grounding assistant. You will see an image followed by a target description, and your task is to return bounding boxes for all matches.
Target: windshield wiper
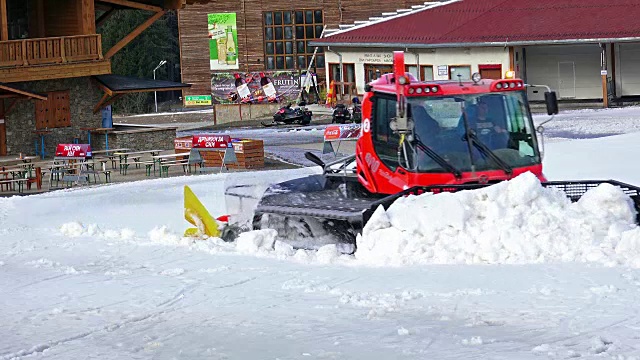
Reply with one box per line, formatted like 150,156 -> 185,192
414,137 -> 462,179
465,131 -> 513,175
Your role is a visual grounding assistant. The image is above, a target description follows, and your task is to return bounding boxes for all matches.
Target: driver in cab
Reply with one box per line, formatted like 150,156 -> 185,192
464,98 -> 509,149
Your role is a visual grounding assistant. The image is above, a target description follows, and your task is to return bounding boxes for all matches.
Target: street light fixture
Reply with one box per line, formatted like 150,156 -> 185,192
153,60 -> 167,112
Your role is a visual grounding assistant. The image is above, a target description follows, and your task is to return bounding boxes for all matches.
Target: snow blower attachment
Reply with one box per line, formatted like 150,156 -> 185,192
184,185 -> 221,238
211,51 -> 640,253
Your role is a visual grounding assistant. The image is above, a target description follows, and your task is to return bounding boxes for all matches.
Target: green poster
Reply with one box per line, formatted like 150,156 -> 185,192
185,95 -> 212,106
208,13 -> 239,70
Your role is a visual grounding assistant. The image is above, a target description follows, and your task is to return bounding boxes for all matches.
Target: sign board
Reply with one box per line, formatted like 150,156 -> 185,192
357,53 -> 393,64
600,70 -> 608,76
323,124 -> 362,142
437,65 -> 449,77
192,135 -> 231,149
208,13 -> 239,70
211,71 -> 301,104
174,137 -> 193,150
185,95 -> 212,106
55,144 -> 92,158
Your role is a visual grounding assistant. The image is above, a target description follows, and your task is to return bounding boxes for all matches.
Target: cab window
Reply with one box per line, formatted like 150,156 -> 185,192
372,95 -> 400,170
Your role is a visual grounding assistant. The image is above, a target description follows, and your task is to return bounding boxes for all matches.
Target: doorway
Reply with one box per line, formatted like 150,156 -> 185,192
364,64 -> 393,83
479,64 -> 502,79
558,61 -> 576,98
0,101 -> 6,156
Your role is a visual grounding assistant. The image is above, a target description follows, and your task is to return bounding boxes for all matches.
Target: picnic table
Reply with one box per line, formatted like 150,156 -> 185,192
93,149 -> 130,169
92,148 -> 130,155
0,155 -> 36,166
114,149 -> 165,174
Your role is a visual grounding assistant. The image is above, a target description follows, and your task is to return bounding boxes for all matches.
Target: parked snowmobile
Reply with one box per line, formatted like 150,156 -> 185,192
216,51 -> 640,253
261,101 -> 312,127
331,104 -> 351,124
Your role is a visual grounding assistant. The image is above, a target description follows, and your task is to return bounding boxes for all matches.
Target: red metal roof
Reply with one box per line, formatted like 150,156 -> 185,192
315,0 -> 640,47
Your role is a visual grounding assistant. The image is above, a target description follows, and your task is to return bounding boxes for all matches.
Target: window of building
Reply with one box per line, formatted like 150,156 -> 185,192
421,65 -> 434,81
35,90 -> 71,129
329,63 -> 355,95
478,64 -> 502,79
264,10 -> 325,70
449,65 -> 471,80
364,64 -> 393,83
405,65 -> 418,80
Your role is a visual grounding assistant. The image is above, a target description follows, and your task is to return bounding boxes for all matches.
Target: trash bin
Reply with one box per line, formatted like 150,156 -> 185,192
101,105 -> 113,128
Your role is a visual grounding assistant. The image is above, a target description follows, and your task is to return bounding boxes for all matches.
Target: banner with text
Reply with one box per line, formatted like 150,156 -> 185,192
211,71 -> 306,104
185,95 -> 212,106
208,13 -> 239,70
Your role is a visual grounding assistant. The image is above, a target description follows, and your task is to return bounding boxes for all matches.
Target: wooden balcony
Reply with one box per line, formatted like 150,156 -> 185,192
0,34 -> 111,83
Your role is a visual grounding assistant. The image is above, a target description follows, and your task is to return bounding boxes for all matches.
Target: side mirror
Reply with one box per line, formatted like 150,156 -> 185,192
544,91 -> 558,115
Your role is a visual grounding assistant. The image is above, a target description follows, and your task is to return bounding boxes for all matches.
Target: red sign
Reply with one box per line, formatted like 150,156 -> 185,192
55,144 -> 92,158
192,135 -> 231,149
323,124 -> 361,142
174,137 -> 192,150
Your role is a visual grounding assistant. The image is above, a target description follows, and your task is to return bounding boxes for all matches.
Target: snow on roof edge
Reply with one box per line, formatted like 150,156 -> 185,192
323,0 -> 460,39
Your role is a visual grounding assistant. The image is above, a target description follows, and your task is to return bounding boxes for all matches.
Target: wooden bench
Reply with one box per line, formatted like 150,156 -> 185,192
102,170 -> 112,183
0,178 -> 28,193
62,174 -> 89,187
160,161 -> 190,177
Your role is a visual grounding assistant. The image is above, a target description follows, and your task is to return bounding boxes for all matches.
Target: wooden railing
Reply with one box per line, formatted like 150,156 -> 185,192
0,34 -> 103,68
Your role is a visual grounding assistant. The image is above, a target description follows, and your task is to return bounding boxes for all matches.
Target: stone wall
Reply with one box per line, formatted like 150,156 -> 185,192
90,126 -> 177,152
4,77 -> 103,156
214,103 -> 281,125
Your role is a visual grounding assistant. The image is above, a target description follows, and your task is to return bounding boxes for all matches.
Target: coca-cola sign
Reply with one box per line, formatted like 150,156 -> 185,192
192,135 -> 231,149
323,124 -> 362,142
55,144 -> 92,158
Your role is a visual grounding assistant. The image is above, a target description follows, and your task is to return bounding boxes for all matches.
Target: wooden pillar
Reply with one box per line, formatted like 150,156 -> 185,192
78,0 -> 96,35
0,0 -> 8,41
601,44 -> 609,108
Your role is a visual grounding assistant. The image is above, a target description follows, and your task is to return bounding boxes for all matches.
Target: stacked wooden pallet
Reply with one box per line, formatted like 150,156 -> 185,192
173,137 -> 264,169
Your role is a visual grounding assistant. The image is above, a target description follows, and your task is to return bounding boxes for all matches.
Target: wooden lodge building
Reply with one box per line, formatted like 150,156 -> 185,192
177,0 -> 431,100
0,0 -> 206,156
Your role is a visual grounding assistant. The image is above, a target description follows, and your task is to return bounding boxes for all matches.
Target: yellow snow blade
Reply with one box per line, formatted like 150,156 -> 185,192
184,185 -> 221,238
184,227 -> 201,237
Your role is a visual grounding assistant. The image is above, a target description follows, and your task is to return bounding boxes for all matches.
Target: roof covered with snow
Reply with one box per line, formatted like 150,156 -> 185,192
313,0 -> 640,48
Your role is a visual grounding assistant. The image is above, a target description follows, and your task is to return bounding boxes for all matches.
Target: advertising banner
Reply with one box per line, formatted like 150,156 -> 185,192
208,13 -> 239,70
55,144 -> 92,158
185,95 -> 212,106
323,124 -> 361,142
211,71 -> 306,104
192,135 -> 231,149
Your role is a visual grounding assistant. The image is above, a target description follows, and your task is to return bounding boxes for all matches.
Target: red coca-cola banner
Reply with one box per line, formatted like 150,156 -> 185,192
55,144 -> 92,158
192,135 -> 231,149
323,124 -> 361,142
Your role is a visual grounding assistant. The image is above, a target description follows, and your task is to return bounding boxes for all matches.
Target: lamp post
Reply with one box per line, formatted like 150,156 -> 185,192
153,60 -> 167,112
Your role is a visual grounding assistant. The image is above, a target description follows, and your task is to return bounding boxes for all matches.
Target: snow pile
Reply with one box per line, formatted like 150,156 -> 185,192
356,172 -> 640,267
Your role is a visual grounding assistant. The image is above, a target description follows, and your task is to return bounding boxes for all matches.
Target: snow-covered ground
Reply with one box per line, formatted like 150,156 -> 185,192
4,108 -> 640,359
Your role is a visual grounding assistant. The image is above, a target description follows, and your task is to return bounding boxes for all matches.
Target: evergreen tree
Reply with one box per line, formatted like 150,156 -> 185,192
98,10 -> 180,114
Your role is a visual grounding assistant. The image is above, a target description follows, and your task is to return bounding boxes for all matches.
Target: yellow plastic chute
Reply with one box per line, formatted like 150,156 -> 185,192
184,185 -> 221,238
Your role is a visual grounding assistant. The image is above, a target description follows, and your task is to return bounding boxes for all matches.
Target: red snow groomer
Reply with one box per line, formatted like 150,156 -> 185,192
223,51 -> 640,253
